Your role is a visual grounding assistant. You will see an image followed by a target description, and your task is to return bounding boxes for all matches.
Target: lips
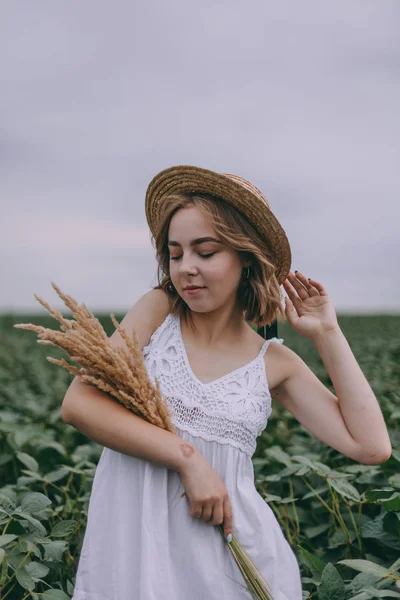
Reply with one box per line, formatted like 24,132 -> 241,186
184,286 -> 205,290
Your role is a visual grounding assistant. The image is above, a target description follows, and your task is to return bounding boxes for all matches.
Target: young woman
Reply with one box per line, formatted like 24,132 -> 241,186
64,165 -> 391,600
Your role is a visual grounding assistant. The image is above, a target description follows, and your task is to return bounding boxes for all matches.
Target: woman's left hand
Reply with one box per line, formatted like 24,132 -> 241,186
283,271 -> 340,340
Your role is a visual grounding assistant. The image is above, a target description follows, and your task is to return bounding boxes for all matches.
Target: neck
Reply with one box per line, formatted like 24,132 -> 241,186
181,304 -> 250,347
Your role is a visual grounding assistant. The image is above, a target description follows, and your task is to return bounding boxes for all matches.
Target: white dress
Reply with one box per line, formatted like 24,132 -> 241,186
71,313 -> 303,600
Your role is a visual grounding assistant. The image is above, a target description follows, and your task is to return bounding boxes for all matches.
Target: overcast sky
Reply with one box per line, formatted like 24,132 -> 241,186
1,0 -> 399,316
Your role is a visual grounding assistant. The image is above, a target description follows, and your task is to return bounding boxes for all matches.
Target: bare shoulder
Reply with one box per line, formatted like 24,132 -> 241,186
263,339 -> 301,396
264,340 -> 330,415
108,288 -> 172,351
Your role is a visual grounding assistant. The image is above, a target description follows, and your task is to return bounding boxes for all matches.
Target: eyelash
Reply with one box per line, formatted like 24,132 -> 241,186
170,253 -> 215,261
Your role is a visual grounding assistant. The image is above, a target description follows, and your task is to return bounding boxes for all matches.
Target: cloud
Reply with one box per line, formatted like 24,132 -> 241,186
1,0 -> 399,312
2,214 -> 152,252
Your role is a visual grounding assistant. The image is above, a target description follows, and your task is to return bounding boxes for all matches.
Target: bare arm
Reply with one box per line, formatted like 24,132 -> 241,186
63,387 -> 199,472
61,288 -> 201,473
270,332 -> 392,465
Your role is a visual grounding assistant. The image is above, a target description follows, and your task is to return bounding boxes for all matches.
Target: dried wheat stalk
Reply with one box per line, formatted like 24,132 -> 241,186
13,282 -> 175,433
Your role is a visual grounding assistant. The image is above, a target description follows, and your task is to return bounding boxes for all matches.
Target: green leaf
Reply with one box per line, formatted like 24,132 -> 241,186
389,556 -> 400,573
0,551 -> 7,586
20,469 -> 44,481
0,421 -> 17,433
292,455 -> 317,472
327,478 -> 361,502
37,441 -> 66,456
328,529 -> 356,548
389,474 -> 400,489
25,560 -> 50,579
0,453 -> 12,466
298,546 -> 326,575
262,473 -> 282,482
363,514 -> 400,550
342,464 -> 373,474
51,520 -> 77,538
42,589 -> 70,600
362,589 -> 400,598
71,443 -> 96,463
314,462 -> 334,476
264,446 -> 294,467
15,565 -> 36,591
17,475 -> 39,486
44,467 -> 69,483
18,513 -> 47,537
18,537 -> 43,559
365,488 -> 396,503
42,540 -> 68,562
279,496 -> 300,504
295,465 -> 312,476
337,559 -> 389,579
0,492 -> 15,513
16,452 -> 39,473
387,448 -> 400,463
0,534 -> 17,547
304,523 -> 330,539
302,486 -> 329,500
349,571 -> 381,594
262,493 -> 282,502
318,563 -> 345,600
14,428 -> 35,447
62,465 -> 91,475
382,493 -> 400,512
21,492 -> 52,515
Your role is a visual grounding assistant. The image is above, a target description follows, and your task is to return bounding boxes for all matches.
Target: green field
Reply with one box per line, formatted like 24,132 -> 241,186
1,313 -> 400,599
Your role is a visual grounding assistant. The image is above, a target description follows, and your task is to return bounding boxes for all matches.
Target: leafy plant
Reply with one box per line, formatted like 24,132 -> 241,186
1,312 -> 399,598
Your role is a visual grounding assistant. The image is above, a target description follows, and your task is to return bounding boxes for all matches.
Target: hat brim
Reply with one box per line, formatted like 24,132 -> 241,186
145,165 -> 291,285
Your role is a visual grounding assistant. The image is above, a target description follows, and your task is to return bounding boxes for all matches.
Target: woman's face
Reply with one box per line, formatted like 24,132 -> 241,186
168,205 -> 247,312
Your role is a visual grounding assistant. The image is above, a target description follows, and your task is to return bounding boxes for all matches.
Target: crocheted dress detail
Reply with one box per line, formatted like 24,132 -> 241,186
142,313 -> 284,457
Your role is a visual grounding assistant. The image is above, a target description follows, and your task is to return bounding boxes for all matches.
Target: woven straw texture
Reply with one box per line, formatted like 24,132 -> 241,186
145,165 -> 292,285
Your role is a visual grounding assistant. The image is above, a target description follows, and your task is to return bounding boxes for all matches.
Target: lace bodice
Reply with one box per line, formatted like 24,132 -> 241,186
142,313 -> 284,457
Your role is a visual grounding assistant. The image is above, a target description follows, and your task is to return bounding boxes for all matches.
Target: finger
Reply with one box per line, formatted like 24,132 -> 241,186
201,502 -> 214,523
293,271 -> 310,289
307,278 -> 328,296
210,499 -> 224,527
282,285 -> 301,312
295,271 -> 320,296
223,496 -> 233,539
190,503 -> 203,519
284,296 -> 294,313
287,272 -> 309,298
284,274 -> 307,302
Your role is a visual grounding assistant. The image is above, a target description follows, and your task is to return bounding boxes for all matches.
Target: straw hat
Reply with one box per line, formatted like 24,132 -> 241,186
145,165 -> 292,285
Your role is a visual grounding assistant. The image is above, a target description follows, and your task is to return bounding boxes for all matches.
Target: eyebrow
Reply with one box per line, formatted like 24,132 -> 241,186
167,236 -> 222,247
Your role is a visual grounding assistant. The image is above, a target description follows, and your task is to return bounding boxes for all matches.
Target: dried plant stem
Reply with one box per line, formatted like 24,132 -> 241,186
14,282 -> 175,433
218,526 -> 273,599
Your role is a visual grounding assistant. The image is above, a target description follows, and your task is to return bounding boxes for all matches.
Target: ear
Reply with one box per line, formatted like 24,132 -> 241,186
240,251 -> 253,270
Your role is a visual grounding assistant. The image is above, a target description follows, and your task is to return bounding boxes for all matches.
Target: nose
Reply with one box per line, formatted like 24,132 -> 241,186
178,254 -> 198,276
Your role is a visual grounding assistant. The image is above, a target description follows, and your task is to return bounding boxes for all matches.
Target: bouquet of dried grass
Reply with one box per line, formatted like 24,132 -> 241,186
14,282 -> 274,600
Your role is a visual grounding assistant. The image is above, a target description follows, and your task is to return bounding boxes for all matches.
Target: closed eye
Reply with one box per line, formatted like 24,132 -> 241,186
170,253 -> 215,261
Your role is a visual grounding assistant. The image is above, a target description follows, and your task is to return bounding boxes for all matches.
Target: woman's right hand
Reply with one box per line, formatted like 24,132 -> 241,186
178,452 -> 233,540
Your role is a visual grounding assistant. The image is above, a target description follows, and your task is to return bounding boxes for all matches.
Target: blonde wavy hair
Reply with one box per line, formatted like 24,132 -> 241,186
151,192 -> 287,329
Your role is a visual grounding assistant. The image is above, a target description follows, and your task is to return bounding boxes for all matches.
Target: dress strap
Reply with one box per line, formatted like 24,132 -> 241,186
142,312 -> 174,355
259,337 -> 284,357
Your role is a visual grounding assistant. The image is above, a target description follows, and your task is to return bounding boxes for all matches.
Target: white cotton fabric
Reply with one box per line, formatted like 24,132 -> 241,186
71,313 -> 303,600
